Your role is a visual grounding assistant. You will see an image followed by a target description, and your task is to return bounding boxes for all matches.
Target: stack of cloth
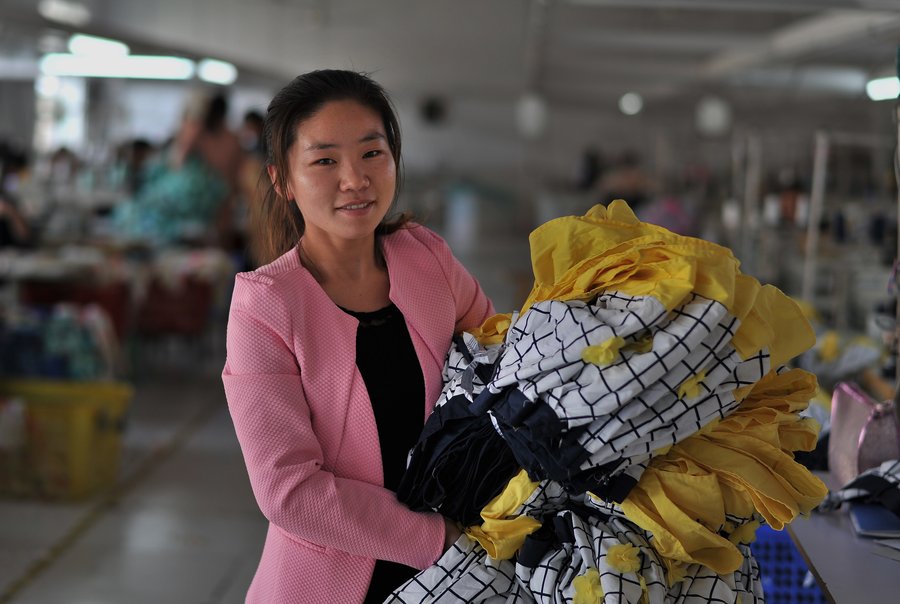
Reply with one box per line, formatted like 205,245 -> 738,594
393,201 -> 827,604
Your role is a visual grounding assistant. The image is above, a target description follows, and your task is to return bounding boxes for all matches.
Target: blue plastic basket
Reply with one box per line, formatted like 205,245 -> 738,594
750,524 -> 828,604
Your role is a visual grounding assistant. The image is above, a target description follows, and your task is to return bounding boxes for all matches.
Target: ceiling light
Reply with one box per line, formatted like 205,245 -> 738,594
197,58 -> 238,85
618,92 -> 643,116
39,53 -> 196,80
866,76 -> 899,101
38,0 -> 91,27
696,96 -> 732,137
516,92 -> 547,139
68,34 -> 129,57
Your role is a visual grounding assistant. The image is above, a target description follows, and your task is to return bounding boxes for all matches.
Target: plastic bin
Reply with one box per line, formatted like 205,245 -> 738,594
0,379 -> 132,500
751,524 -> 828,604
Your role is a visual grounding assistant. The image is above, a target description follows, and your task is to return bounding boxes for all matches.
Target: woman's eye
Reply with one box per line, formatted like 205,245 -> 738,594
363,150 -> 382,159
314,158 -> 335,165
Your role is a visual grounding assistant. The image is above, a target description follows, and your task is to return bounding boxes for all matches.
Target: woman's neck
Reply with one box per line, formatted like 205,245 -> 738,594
299,234 -> 379,282
299,234 -> 391,311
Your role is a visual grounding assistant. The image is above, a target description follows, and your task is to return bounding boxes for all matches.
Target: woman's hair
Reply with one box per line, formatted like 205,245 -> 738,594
251,69 -> 411,266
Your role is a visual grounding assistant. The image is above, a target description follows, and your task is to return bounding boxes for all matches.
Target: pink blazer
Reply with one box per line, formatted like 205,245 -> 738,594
222,225 -> 494,603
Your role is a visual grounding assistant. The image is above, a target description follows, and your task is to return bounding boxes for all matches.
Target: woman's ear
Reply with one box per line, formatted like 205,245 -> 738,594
267,164 -> 289,200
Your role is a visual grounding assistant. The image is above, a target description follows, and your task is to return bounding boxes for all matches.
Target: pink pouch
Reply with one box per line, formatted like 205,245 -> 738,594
829,382 -> 900,486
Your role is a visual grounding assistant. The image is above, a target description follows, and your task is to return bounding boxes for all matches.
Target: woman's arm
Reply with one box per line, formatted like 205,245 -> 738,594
222,275 -> 446,569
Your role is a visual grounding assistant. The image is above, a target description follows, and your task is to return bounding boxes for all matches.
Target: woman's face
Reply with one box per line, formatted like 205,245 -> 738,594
281,99 -> 396,247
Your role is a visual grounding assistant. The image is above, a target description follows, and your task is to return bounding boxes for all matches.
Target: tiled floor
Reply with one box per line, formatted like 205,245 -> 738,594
0,226 -> 535,604
0,349 -> 268,604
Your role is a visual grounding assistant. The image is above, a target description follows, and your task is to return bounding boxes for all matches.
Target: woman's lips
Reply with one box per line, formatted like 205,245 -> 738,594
337,201 -> 375,211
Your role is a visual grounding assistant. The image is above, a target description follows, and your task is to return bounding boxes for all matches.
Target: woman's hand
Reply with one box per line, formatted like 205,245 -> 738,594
442,517 -> 462,552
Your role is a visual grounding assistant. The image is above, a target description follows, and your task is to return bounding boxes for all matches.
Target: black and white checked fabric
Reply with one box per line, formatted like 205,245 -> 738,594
515,509 -> 668,604
385,534 -> 534,604
818,459 -> 900,512
439,329 -> 507,405
388,509 -> 764,604
433,291 -> 770,494
389,201 -> 815,603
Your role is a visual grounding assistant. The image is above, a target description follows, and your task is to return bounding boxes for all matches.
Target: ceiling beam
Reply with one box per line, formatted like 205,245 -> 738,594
705,9 -> 900,76
564,0 -> 868,13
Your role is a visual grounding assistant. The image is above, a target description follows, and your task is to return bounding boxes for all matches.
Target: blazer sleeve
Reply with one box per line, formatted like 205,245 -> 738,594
222,274 -> 445,570
416,227 -> 495,331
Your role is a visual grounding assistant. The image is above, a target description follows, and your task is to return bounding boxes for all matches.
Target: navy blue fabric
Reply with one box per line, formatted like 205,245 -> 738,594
396,394 -> 520,526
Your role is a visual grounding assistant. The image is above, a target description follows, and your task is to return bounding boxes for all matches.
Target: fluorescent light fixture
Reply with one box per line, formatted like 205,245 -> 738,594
38,0 -> 91,27
68,34 -> 129,57
40,53 -> 196,80
618,92 -> 643,115
866,76 -> 900,101
198,58 -> 238,85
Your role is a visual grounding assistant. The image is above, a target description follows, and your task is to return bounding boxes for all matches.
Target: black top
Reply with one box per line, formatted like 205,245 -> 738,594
340,302 -> 425,602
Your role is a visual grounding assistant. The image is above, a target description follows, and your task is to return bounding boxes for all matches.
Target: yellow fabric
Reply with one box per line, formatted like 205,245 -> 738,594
582,337 -> 626,366
794,299 -> 821,323
517,200 -> 815,365
662,558 -> 688,587
572,568 -> 604,604
728,519 -> 760,545
469,312 -> 513,346
638,575 -> 650,604
621,369 -> 827,574
464,469 -> 541,560
678,370 -> 707,400
606,543 -> 642,573
818,330 -> 840,362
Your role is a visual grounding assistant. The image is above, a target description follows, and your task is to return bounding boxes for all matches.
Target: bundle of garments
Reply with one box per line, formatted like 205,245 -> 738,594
392,201 -> 828,604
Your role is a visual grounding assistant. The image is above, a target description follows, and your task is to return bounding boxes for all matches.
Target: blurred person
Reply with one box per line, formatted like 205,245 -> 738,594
575,145 -> 604,192
597,149 -> 654,212
171,91 -> 243,242
112,91 -> 242,246
48,146 -> 80,186
0,145 -> 32,247
239,109 -> 265,157
222,69 -> 494,604
171,91 -> 242,181
118,138 -> 155,196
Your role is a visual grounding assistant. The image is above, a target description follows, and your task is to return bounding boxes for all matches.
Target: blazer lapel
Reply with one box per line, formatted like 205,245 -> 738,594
383,231 -> 452,413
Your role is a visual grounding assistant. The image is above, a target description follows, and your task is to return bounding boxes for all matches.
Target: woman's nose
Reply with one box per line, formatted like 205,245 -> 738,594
339,160 -> 369,191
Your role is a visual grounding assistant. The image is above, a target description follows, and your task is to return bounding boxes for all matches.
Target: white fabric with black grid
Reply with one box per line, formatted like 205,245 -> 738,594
384,533 -> 533,604
386,508 -> 764,604
389,291 -> 774,603
434,291 -> 770,492
818,459 -> 900,512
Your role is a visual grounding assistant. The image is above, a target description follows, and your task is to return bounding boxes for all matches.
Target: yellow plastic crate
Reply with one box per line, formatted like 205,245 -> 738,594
0,379 -> 133,500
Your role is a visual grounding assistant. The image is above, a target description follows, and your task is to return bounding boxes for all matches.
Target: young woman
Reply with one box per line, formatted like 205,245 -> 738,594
222,70 -> 494,603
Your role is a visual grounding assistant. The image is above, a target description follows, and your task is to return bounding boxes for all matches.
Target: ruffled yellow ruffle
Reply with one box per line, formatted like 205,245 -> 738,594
619,368 -> 827,574
469,312 -> 514,346
513,200 -> 814,366
464,469 -> 542,560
